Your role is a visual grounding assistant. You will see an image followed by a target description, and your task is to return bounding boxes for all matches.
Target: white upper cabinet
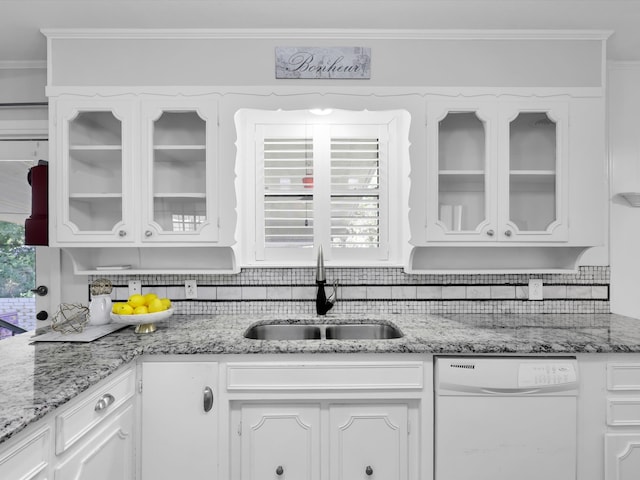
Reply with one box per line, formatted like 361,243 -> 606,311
53,98 -> 135,244
426,98 -> 568,243
499,101 -> 568,242
139,98 -> 218,243
51,95 -> 220,247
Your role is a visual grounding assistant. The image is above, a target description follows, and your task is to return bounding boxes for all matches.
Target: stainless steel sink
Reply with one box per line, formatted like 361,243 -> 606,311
244,324 -> 321,340
243,322 -> 403,340
325,324 -> 403,340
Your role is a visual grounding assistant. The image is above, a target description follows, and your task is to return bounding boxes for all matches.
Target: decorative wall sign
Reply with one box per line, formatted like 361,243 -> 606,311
275,47 -> 371,79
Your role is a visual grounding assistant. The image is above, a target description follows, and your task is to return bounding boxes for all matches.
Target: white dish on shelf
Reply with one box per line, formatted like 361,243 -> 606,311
110,308 -> 173,333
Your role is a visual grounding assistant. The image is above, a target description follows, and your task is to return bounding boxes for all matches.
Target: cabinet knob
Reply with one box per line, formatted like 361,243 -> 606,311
118,230 -> 127,237
36,310 -> 48,321
145,230 -> 153,237
203,386 -> 214,413
94,393 -> 115,412
504,229 -> 512,237
365,465 -> 373,476
276,465 -> 284,475
486,229 -> 495,237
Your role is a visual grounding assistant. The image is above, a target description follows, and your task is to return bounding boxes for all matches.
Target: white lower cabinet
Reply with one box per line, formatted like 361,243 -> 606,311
329,403 -> 409,480
0,425 -> 50,480
235,402 -> 410,480
239,404 -> 321,480
604,358 -> 640,480
140,360 -> 218,480
53,366 -> 136,480
605,433 -> 640,480
53,405 -> 134,480
227,358 -> 424,479
0,365 -> 136,480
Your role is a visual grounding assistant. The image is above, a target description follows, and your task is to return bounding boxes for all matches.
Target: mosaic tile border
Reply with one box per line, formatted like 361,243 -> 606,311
90,266 -> 610,315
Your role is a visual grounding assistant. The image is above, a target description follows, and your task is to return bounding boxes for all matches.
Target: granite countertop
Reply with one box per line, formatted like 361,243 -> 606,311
2,312 -> 640,445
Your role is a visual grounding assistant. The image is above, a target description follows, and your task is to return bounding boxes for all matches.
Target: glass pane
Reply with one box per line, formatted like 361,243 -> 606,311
438,112 -> 486,232
153,111 -> 206,145
152,111 -> 207,232
69,197 -> 123,231
0,222 -> 35,339
68,111 -> 123,232
69,111 -> 122,146
153,198 -> 206,232
509,112 -> 557,231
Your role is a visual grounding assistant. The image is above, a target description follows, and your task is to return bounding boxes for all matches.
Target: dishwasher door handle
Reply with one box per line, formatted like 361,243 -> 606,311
480,387 -> 542,395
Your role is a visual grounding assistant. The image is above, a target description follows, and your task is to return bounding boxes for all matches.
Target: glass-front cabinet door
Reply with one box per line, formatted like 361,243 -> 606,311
426,101 -> 497,242
54,99 -> 134,244
140,98 -> 219,243
427,98 -> 568,243
499,102 -> 568,242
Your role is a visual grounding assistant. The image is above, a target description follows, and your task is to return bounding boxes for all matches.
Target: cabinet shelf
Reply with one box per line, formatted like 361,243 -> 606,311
510,170 -> 556,176
154,145 -> 206,150
438,170 -> 485,176
69,145 -> 122,151
153,193 -> 206,199
69,193 -> 123,199
407,245 -> 590,274
63,247 -> 239,275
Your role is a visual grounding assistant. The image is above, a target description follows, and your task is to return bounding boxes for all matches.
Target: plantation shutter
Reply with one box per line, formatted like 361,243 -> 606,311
255,120 -> 390,262
328,124 -> 388,260
330,130 -> 382,249
259,125 -> 314,251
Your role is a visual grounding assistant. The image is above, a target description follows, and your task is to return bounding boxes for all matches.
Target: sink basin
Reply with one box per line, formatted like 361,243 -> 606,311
325,324 -> 403,340
244,324 -> 321,340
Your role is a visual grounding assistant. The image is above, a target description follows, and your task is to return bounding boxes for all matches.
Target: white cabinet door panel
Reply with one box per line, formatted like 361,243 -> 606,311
329,403 -> 409,480
240,404 -> 321,480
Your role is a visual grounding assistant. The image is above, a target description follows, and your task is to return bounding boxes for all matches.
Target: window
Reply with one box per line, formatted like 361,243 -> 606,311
236,109 -> 409,266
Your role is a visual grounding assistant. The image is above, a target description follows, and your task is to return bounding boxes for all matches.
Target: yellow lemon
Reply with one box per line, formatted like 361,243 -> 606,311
133,305 -> 149,315
112,302 -> 125,313
160,298 -> 171,309
116,304 -> 134,315
143,293 -> 158,305
127,294 -> 145,308
147,298 -> 165,313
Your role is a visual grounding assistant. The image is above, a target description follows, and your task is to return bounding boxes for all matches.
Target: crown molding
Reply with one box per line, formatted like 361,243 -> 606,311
40,28 -> 614,42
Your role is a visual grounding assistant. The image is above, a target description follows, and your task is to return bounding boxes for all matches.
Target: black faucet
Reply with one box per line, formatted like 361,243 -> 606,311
315,246 -> 337,315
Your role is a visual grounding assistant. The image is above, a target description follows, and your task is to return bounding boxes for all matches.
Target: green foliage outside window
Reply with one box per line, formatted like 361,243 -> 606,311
0,221 -> 35,298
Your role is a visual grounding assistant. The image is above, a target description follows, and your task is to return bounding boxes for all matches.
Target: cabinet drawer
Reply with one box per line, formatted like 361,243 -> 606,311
0,426 -> 49,480
607,398 -> 640,426
226,361 -> 424,391
608,363 -> 640,391
55,367 -> 135,454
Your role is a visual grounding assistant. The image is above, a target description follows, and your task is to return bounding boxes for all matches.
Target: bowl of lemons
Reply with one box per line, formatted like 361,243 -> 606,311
111,293 -> 173,334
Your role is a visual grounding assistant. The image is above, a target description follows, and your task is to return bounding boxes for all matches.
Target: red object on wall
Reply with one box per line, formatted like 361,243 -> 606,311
25,162 -> 48,246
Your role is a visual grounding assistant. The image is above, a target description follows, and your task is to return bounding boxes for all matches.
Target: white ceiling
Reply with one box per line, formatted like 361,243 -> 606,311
2,0 -> 640,64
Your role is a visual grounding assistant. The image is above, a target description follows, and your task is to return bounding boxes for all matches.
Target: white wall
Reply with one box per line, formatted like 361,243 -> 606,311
608,62 -> 640,317
0,67 -> 46,103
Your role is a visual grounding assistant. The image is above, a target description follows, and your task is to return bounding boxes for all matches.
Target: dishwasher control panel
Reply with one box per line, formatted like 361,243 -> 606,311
435,356 -> 579,395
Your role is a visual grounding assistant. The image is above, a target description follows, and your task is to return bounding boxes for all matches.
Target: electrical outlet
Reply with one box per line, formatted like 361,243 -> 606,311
128,280 -> 142,297
185,280 -> 198,299
528,279 -> 543,301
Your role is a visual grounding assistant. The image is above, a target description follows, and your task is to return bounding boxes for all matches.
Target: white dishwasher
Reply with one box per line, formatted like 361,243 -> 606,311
435,356 -> 579,480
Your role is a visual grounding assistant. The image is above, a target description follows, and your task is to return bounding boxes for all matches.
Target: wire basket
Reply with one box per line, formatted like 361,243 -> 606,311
51,303 -> 90,334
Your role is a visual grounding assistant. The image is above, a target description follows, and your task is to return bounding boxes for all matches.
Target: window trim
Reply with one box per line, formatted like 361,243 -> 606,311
235,108 -> 410,267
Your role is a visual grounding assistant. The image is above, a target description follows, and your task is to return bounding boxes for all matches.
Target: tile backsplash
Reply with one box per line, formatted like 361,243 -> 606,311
91,266 -> 609,316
